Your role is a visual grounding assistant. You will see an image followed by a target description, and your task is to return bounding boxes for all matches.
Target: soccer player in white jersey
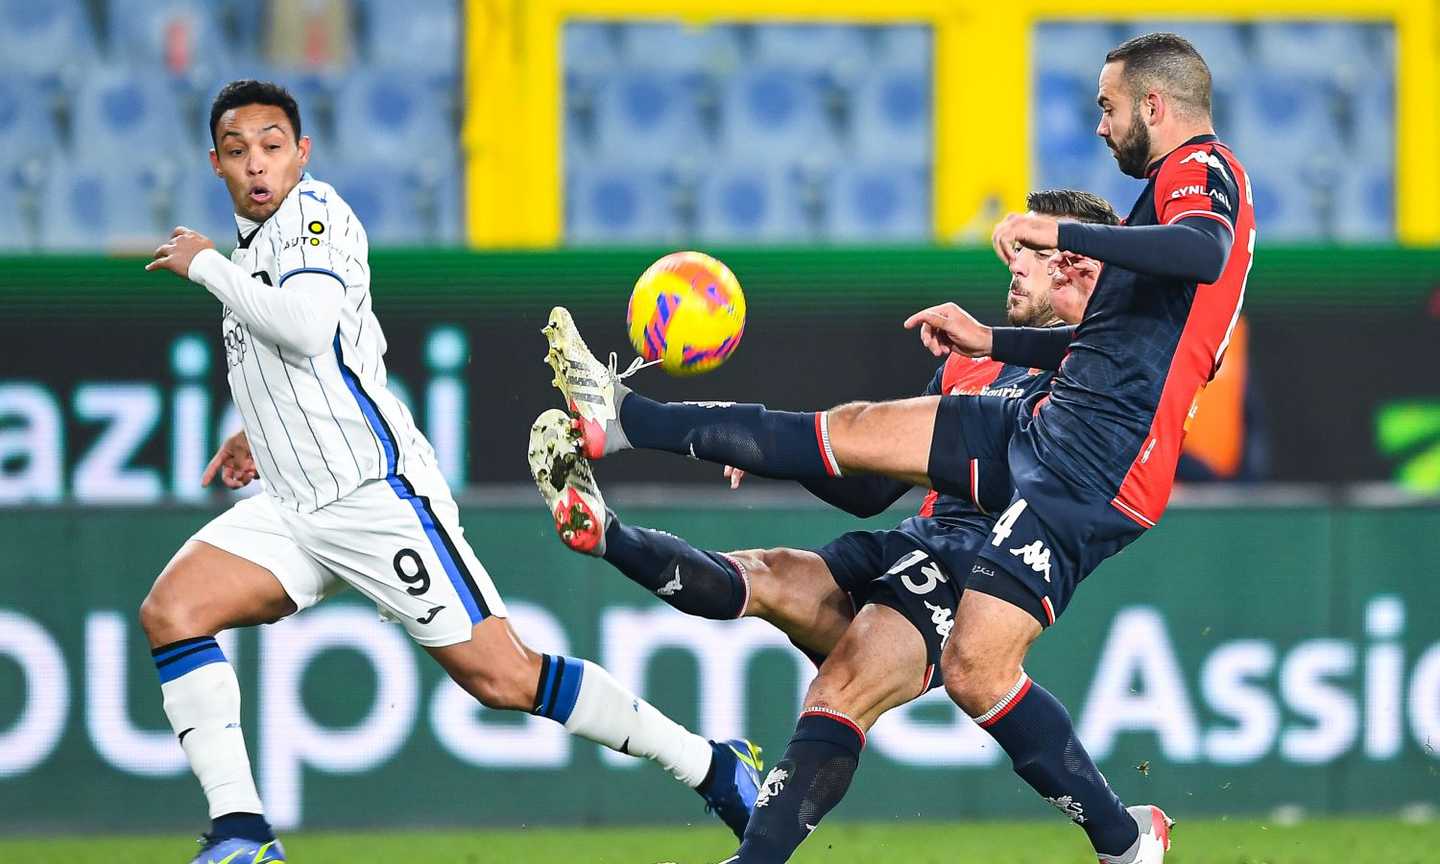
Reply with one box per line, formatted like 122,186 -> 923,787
142,80 -> 762,863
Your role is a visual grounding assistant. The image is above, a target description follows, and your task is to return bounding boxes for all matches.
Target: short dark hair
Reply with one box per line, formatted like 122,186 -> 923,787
208,79 -> 302,149
1104,32 -> 1212,118
1026,189 -> 1121,226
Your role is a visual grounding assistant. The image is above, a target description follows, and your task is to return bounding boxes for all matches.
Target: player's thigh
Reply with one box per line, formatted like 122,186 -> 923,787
142,496 -> 334,646
289,464 -> 509,649
806,604 -> 928,730
733,547 -> 854,654
824,397 -> 939,483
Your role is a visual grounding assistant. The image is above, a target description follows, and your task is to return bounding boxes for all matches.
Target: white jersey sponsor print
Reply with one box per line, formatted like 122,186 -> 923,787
223,174 -> 431,512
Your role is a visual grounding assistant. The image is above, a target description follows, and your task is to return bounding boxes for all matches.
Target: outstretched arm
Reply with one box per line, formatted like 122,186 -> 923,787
1057,217 -> 1232,284
147,226 -> 343,357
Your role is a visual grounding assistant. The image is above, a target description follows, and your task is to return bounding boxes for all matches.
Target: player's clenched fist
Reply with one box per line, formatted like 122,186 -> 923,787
903,302 -> 993,358
145,226 -> 216,278
202,429 -> 259,489
991,212 -> 1061,266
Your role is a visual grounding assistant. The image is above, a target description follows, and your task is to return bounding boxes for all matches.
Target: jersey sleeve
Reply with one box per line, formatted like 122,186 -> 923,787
1154,144 -> 1241,236
923,361 -> 946,396
270,185 -> 362,289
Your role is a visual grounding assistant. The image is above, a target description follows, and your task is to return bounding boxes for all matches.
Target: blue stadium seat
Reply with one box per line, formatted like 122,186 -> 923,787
320,164 -> 427,247
355,0 -> 458,75
592,69 -> 706,162
1245,161 -> 1321,240
1032,23 -> 1122,78
107,0 -> 233,79
1034,70 -> 1097,169
850,64 -> 930,163
695,164 -> 808,243
333,69 -> 453,163
565,21 -> 622,75
39,163 -> 165,251
1346,73 -> 1394,167
0,0 -> 97,78
1254,23 -> 1371,78
721,67 -> 836,162
751,24 -> 870,73
0,165 -> 38,251
618,21 -> 741,73
173,165 -> 239,246
1334,165 -> 1394,242
872,25 -> 932,68
71,66 -> 188,153
429,165 -> 464,245
0,77 -> 59,167
566,165 -> 676,244
822,163 -> 929,243
1231,73 -> 1340,162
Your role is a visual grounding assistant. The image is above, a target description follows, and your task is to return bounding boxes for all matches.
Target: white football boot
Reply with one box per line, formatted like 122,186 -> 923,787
1098,804 -> 1174,864
542,306 -> 650,459
528,408 -> 608,555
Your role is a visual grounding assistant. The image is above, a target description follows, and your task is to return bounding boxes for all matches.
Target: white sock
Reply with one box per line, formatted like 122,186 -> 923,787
559,659 -> 713,788
160,660 -> 264,818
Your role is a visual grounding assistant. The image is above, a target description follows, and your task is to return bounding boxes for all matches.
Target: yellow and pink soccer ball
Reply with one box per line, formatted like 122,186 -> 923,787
626,251 -> 746,376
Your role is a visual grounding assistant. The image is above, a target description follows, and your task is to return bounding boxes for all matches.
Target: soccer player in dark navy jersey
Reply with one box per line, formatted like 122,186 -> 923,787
541,34 -> 1249,864
533,192 -> 1115,864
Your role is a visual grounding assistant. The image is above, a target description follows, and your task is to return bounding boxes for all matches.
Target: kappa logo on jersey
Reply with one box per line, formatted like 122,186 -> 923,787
1009,540 -> 1053,582
656,565 -> 683,596
755,763 -> 792,808
1178,148 -> 1232,182
924,600 -> 954,647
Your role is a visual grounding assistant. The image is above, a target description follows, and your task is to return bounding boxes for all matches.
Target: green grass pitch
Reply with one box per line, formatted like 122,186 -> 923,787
3,818 -> 1434,863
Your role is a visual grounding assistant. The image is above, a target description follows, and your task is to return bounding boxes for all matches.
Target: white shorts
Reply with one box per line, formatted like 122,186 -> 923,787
192,461 -> 507,647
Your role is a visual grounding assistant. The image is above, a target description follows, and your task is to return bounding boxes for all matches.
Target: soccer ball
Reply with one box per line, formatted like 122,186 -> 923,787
626,251 -> 746,376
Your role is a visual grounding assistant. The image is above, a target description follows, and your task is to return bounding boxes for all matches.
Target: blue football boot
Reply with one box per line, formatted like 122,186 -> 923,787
699,738 -> 764,839
188,834 -> 286,864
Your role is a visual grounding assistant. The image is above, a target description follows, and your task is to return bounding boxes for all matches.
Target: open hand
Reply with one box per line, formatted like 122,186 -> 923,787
723,465 -> 746,490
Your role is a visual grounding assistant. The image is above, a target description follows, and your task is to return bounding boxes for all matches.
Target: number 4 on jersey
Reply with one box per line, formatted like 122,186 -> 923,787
990,498 -> 1053,583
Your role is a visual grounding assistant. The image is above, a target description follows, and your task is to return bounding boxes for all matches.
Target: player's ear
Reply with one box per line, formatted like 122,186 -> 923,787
208,148 -> 222,176
296,135 -> 312,167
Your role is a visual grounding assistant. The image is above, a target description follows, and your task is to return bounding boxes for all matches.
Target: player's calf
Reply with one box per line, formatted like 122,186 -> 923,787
942,591 -> 1141,860
731,606 -> 925,864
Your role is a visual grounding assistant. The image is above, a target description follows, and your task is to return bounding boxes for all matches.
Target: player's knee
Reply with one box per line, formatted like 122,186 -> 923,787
941,634 -> 1018,717
740,548 -> 793,618
138,586 -> 198,645
825,401 -> 875,438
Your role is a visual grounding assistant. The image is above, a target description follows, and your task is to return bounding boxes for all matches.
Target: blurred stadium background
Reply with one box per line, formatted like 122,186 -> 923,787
2,0 -> 1439,860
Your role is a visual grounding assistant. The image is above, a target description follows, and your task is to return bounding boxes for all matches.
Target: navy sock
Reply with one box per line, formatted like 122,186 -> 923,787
602,514 -> 748,619
531,654 -> 586,724
736,710 -> 864,863
210,812 -> 274,843
977,675 -> 1137,856
619,394 -> 838,480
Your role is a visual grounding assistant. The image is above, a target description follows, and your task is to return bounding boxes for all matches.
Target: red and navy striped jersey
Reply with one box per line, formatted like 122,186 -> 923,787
919,354 -> 1053,519
1031,134 -> 1255,528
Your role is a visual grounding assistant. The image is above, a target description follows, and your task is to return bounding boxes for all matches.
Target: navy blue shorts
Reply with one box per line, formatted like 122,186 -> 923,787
814,515 -> 989,690
966,430 -> 1148,627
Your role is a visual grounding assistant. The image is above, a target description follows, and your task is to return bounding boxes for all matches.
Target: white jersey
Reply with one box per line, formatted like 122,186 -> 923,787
217,174 -> 431,512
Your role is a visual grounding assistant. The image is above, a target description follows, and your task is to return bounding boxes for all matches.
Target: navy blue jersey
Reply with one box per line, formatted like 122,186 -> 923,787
1027,134 -> 1255,527
918,354 -> 1054,520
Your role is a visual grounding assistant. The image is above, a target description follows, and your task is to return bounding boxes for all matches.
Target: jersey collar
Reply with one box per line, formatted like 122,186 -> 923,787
1146,133 -> 1220,178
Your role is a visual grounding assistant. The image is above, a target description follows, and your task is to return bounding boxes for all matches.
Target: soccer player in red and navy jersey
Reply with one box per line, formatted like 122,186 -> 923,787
544,33 -> 1249,864
911,33 -> 1254,863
